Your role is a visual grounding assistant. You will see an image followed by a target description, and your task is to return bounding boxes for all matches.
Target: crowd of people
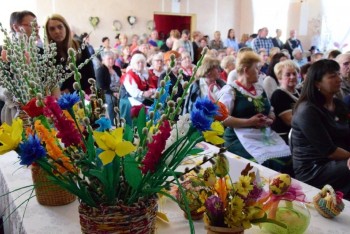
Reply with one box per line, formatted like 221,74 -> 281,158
1,10 -> 350,199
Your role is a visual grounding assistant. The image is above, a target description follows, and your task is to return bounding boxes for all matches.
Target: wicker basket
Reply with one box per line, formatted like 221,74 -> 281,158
17,108 -> 32,129
79,198 -> 158,234
313,184 -> 345,219
31,164 -> 76,206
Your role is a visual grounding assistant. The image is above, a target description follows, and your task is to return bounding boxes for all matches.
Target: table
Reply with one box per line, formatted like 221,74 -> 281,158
1,144 -> 349,234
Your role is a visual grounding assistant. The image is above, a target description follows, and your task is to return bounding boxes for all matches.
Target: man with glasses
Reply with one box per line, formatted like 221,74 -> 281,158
0,10 -> 40,125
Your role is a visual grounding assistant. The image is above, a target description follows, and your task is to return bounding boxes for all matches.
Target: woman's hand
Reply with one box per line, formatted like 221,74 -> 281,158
143,90 -> 153,98
249,113 -> 266,128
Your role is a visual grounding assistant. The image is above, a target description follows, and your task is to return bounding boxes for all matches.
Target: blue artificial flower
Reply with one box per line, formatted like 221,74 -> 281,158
194,97 -> 218,117
95,117 -> 112,131
18,134 -> 46,166
57,91 -> 80,110
191,109 -> 212,131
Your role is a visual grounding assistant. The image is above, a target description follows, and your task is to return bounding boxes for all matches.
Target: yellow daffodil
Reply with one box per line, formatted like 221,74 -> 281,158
235,175 -> 254,197
0,118 -> 23,154
93,128 -> 136,165
203,121 -> 225,145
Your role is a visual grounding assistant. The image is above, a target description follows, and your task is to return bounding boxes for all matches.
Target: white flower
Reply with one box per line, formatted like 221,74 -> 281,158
164,114 -> 191,165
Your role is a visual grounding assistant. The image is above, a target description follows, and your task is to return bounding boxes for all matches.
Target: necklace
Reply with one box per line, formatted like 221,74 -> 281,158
236,80 -> 256,96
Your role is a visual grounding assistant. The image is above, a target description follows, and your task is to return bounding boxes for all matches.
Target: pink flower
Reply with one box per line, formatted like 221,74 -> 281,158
141,120 -> 171,174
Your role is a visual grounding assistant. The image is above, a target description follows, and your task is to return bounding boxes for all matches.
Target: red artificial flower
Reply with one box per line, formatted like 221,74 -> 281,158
43,96 -> 82,147
141,120 -> 171,174
21,98 -> 44,118
131,104 -> 146,119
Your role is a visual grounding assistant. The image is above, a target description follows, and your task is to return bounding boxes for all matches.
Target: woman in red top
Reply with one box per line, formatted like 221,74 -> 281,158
220,55 -> 235,82
148,52 -> 164,89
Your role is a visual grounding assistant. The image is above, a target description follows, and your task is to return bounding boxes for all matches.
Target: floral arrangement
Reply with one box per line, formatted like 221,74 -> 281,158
0,37 -> 228,232
177,153 -> 286,231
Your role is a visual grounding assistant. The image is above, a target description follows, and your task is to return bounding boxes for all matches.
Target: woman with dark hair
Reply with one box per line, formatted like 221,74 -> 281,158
291,59 -> 350,198
224,29 -> 239,52
263,52 -> 288,99
45,14 -> 95,94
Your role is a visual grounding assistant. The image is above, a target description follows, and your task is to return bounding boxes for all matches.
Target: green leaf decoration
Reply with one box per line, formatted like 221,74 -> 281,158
187,148 -> 204,155
123,123 -> 133,142
124,155 -> 142,189
137,107 -> 146,143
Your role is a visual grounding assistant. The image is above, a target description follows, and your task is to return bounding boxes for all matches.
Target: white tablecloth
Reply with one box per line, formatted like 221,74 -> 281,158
1,144 -> 349,234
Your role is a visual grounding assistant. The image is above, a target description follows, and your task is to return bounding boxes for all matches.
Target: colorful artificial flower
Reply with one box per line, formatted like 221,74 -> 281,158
205,195 -> 225,226
0,118 -> 23,154
191,109 -> 212,131
214,101 -> 229,122
194,97 -> 218,117
213,154 -> 229,178
18,134 -> 46,166
141,120 -> 171,174
44,96 -> 82,147
203,121 -> 225,145
57,92 -> 80,110
131,104 -> 146,119
93,128 -> 136,165
21,98 -> 44,118
95,117 -> 112,132
235,175 -> 254,197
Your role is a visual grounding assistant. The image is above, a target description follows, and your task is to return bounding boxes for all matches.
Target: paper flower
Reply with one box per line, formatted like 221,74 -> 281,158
21,98 -> 44,118
95,117 -> 112,132
18,134 -> 46,166
57,92 -> 80,110
0,118 -> 23,154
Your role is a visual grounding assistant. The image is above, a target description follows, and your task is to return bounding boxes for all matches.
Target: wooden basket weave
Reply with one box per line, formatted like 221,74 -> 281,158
31,165 -> 76,206
313,184 -> 345,219
79,198 -> 158,234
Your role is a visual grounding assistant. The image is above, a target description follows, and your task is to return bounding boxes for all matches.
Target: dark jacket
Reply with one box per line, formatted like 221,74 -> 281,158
96,65 -> 122,95
183,78 -> 226,114
60,42 -> 96,94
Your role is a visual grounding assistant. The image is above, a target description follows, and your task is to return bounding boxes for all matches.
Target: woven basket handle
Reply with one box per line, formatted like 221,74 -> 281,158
320,184 -> 337,204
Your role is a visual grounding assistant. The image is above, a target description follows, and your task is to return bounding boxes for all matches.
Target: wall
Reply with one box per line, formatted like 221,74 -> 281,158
0,0 -> 323,52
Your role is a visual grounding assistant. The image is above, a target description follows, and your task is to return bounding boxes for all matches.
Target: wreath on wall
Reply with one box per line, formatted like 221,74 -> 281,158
112,20 -> 122,32
127,16 -> 137,26
146,20 -> 155,31
89,16 -> 100,30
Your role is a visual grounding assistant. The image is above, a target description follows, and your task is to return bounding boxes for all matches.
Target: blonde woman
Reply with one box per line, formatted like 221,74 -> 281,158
220,55 -> 235,82
270,60 -> 300,144
45,14 -> 95,94
183,56 -> 226,114
219,51 -> 291,172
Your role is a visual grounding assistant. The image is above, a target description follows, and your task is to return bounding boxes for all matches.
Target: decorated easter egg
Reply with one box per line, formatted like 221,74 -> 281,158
269,174 -> 291,195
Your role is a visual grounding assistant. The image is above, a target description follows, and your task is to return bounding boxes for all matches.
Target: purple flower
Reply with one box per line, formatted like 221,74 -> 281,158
18,134 -> 46,166
205,195 -> 225,226
57,92 -> 80,110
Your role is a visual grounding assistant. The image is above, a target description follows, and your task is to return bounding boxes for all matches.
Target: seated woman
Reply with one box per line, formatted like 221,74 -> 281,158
119,53 -> 154,125
220,55 -> 235,83
291,59 -> 350,199
183,55 -> 226,114
148,52 -> 164,89
263,52 -> 288,99
45,14 -> 95,94
96,51 -> 121,126
180,51 -> 195,81
270,60 -> 300,144
219,51 -> 291,172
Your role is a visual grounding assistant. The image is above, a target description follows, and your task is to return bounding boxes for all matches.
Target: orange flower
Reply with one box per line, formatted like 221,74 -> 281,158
34,120 -> 76,174
215,101 -> 229,122
215,177 -> 228,208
